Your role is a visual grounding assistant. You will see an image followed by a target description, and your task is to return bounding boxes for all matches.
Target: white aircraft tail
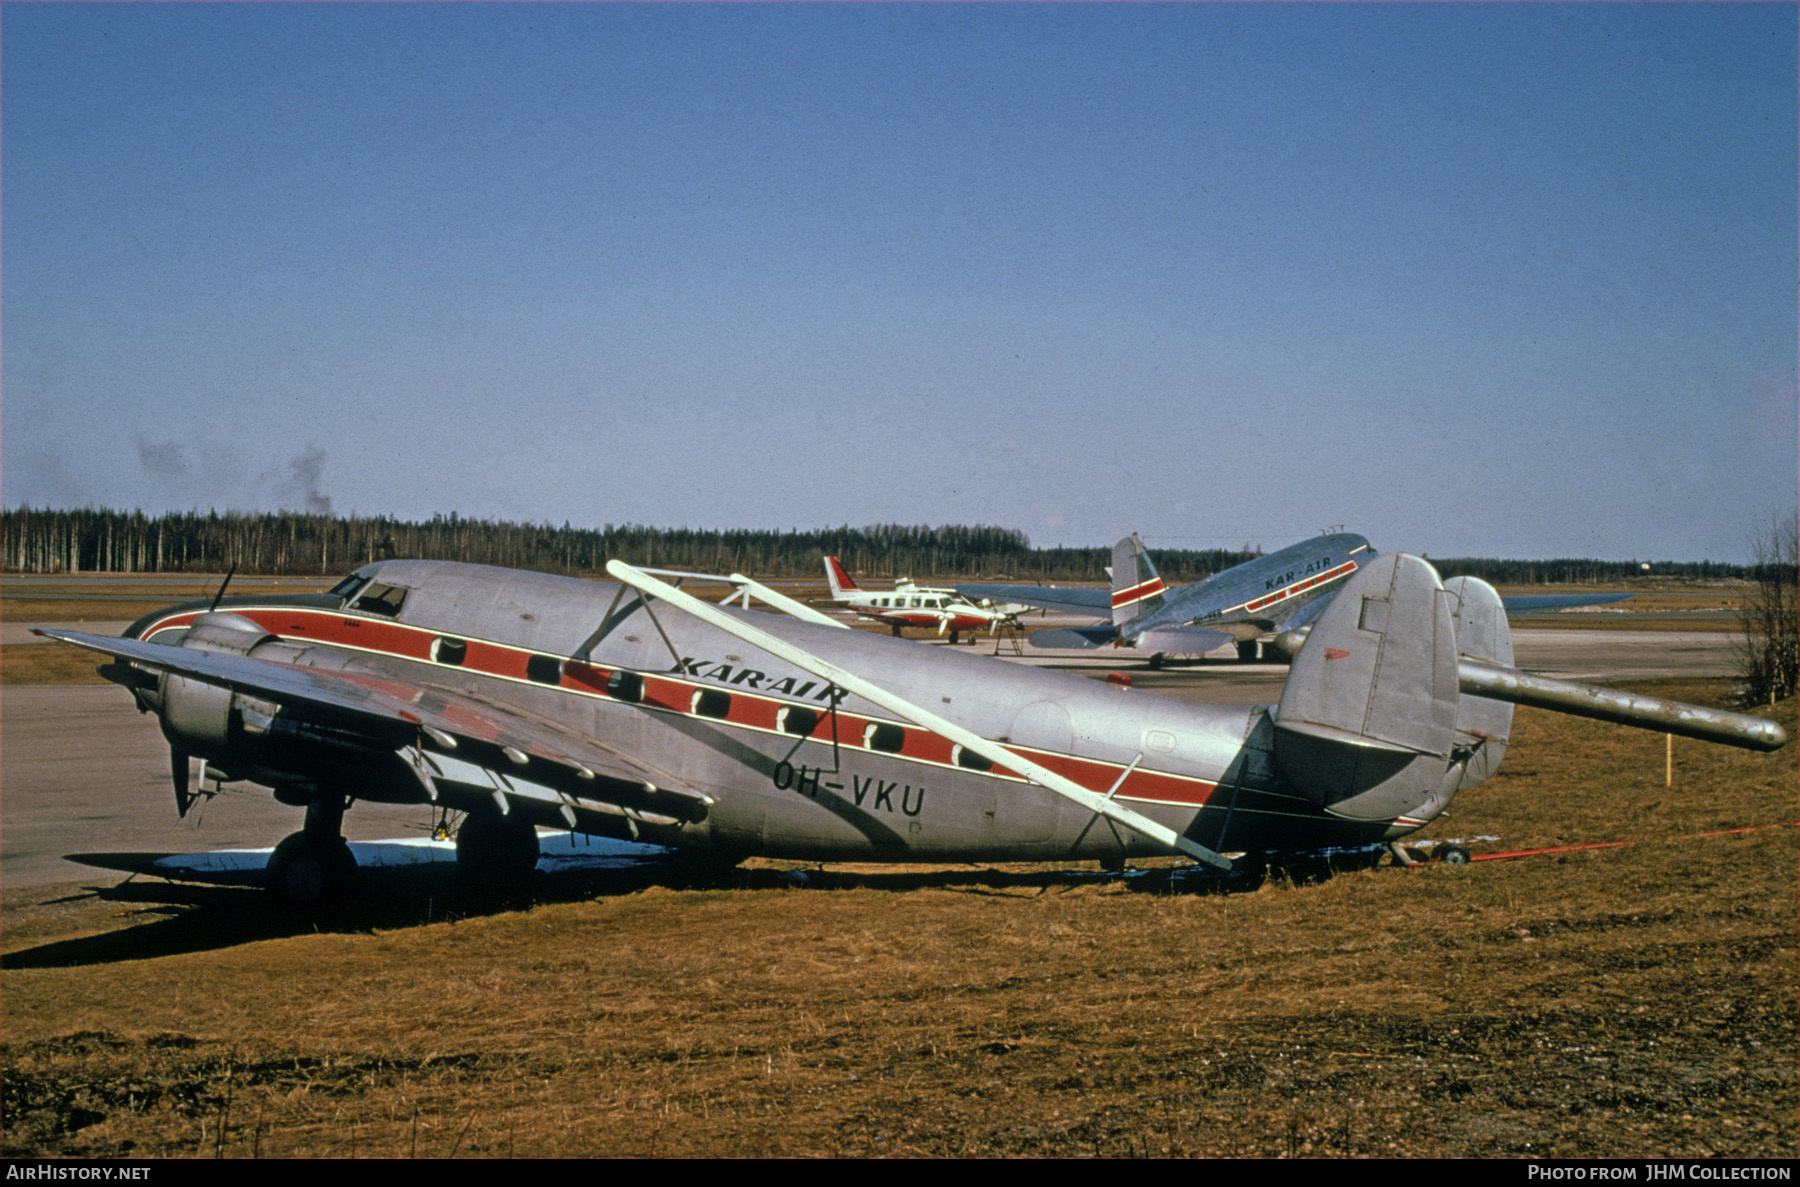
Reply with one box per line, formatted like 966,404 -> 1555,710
823,556 -> 859,599
1110,535 -> 1167,627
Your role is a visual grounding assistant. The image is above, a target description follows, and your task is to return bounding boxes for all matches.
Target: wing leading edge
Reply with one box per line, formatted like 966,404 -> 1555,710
954,583 -> 1112,618
33,626 -> 711,826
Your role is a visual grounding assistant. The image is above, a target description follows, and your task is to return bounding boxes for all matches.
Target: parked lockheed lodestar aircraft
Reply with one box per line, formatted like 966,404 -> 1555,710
961,533 -> 1634,668
36,552 -> 1781,908
822,555 -> 1016,644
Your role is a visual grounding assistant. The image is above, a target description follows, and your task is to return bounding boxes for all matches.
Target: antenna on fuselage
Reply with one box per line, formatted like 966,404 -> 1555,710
208,563 -> 238,612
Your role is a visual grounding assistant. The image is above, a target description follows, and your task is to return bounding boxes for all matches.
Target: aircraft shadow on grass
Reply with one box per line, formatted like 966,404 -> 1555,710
4,836 -> 1397,970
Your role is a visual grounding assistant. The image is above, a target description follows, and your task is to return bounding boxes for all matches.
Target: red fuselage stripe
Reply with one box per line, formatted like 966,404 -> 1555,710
139,604 -> 1220,809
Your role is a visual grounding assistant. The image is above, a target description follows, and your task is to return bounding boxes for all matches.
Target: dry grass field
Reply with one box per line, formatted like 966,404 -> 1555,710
2,675 -> 1792,1159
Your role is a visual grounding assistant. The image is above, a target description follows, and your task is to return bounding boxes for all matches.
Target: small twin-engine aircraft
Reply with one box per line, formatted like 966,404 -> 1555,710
36,552 -> 1782,908
823,555 -> 1015,643
960,533 -> 1634,669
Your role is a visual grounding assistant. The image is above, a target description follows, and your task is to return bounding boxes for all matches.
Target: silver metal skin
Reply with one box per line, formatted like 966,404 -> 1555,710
33,552 -> 1787,899
1456,661 -> 1788,751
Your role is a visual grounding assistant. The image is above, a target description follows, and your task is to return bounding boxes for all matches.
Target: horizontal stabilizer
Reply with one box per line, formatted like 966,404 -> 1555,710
1029,625 -> 1120,649
1130,626 -> 1237,656
1459,660 -> 1788,751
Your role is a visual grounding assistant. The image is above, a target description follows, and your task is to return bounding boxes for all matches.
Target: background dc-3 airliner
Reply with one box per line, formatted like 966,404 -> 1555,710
960,533 -> 1632,668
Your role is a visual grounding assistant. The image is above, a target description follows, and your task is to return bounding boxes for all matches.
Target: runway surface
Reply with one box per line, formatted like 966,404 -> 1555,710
1,627 -> 1744,889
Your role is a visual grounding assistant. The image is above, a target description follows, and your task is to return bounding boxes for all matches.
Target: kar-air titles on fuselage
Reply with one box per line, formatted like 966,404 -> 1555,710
1264,554 -> 1341,592
681,656 -> 930,820
680,656 -> 844,703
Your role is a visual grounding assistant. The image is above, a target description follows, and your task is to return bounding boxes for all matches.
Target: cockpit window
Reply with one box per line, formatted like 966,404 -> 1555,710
350,583 -> 407,617
329,574 -> 370,603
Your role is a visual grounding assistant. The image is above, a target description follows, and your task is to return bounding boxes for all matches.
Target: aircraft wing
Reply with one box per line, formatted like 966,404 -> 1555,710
1028,625 -> 1121,649
33,627 -> 711,823
1500,593 -> 1635,613
955,583 -> 1111,618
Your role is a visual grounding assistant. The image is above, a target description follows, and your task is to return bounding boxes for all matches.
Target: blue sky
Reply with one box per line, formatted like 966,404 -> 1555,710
4,3 -> 1794,561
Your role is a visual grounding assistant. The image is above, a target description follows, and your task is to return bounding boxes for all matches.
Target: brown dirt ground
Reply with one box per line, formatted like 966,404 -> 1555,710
2,677 -> 1792,1159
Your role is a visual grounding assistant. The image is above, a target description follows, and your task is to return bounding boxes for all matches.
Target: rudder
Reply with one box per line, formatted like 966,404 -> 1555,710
1272,553 -> 1459,823
1110,535 -> 1167,627
824,556 -> 858,599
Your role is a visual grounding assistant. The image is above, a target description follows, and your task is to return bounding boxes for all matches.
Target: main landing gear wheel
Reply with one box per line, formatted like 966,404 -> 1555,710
266,831 -> 357,910
456,806 -> 541,898
1437,844 -> 1471,867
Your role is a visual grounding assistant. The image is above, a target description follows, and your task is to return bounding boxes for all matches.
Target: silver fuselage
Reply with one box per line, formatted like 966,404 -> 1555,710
125,559 -> 1431,861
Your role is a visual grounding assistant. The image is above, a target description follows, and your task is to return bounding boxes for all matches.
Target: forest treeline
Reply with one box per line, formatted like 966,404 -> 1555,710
0,507 -> 1760,585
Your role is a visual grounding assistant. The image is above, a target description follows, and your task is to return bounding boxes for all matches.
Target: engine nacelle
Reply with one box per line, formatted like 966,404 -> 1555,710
157,613 -> 277,763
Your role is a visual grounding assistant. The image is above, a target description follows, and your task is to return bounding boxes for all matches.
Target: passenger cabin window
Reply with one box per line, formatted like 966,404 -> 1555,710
350,583 -> 407,617
432,637 -> 468,666
525,654 -> 563,685
693,689 -> 731,718
607,670 -> 645,703
779,706 -> 820,736
954,745 -> 994,772
865,723 -> 905,753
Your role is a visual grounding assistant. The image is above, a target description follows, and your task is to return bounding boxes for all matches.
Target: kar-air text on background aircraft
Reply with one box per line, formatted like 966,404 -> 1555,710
36,551 -> 1783,906
959,532 -> 1632,667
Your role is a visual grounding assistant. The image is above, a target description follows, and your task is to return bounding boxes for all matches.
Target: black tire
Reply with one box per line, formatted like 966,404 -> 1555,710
1437,844 -> 1471,867
266,831 -> 357,909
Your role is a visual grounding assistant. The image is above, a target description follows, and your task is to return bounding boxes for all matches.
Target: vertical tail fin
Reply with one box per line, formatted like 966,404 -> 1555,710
1110,535 -> 1167,627
823,556 -> 858,599
1272,553 -> 1459,823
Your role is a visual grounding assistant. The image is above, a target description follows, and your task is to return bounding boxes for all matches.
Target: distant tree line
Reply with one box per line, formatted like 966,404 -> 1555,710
1430,557 -> 1751,584
1,506 -> 1756,585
